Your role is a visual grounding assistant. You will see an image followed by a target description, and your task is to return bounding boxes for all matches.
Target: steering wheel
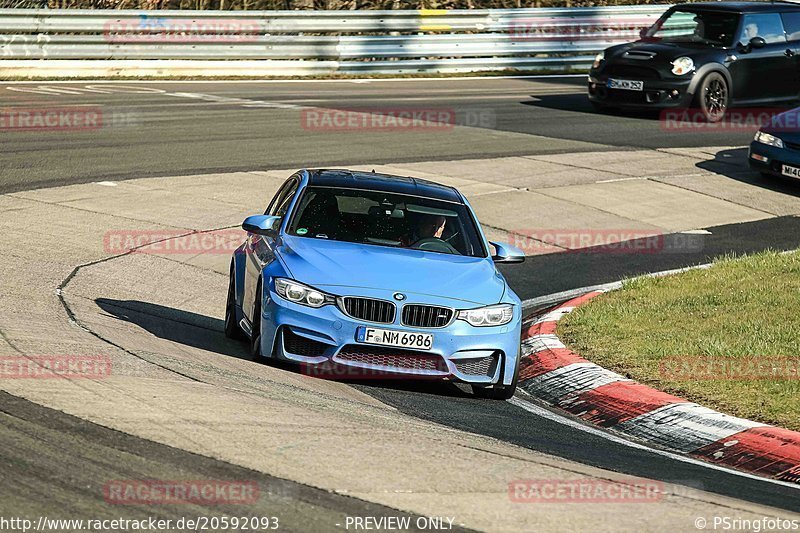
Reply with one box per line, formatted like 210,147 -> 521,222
444,230 -> 460,243
411,237 -> 460,254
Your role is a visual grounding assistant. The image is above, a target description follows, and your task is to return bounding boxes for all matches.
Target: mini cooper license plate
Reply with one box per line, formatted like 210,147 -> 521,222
607,78 -> 644,91
356,326 -> 433,351
782,164 -> 800,179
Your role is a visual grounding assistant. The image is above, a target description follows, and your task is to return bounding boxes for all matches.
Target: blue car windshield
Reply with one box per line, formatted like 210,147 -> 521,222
287,186 -> 487,258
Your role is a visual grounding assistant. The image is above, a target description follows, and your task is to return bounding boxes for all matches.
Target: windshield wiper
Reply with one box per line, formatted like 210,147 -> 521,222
364,237 -> 401,247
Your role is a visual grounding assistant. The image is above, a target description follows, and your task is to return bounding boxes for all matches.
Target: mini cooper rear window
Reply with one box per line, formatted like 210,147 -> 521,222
287,186 -> 487,258
782,12 -> 800,42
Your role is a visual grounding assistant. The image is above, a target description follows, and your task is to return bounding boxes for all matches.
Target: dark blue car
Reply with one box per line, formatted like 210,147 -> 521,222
749,108 -> 800,179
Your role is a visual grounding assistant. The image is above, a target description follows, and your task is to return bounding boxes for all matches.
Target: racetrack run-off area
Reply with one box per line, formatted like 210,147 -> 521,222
2,77 -> 800,531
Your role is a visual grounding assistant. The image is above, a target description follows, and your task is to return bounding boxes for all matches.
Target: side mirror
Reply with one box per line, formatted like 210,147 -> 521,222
242,215 -> 281,236
489,241 -> 525,264
740,36 -> 766,53
639,27 -> 648,39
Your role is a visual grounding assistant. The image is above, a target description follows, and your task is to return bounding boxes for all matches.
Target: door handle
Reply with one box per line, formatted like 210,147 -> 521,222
786,49 -> 796,57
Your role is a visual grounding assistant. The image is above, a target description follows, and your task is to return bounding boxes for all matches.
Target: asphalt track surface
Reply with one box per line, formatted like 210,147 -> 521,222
0,76 -> 765,193
0,392 -> 463,533
3,77 -> 800,519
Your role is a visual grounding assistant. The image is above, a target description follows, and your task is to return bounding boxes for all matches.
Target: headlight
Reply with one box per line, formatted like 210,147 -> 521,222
592,52 -> 604,69
754,130 -> 784,148
671,57 -> 694,76
274,278 -> 335,308
457,304 -> 514,327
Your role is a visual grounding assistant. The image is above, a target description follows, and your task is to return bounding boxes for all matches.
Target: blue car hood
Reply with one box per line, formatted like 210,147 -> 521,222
277,236 -> 505,306
763,107 -> 800,144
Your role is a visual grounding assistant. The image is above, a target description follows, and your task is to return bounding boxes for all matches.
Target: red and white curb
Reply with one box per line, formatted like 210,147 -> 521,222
520,291 -> 800,485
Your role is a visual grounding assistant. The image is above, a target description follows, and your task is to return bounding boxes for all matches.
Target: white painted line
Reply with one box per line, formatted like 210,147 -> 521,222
520,333 -> 565,354
615,403 -> 766,453
509,395 -> 800,490
595,177 -> 647,184
532,307 -> 575,324
520,362 -> 629,404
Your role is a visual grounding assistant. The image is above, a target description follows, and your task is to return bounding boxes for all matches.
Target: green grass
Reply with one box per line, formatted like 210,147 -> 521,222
558,250 -> 800,431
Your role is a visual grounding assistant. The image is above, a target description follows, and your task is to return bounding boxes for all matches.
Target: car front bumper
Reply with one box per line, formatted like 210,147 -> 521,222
259,287 -> 521,386
587,75 -> 693,109
748,140 -> 800,178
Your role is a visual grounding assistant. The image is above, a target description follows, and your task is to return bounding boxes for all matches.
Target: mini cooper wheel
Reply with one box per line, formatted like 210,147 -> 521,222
695,72 -> 728,123
224,266 -> 245,340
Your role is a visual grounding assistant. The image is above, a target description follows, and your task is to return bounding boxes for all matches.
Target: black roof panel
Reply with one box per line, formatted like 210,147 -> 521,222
674,1 -> 800,13
306,169 -> 463,203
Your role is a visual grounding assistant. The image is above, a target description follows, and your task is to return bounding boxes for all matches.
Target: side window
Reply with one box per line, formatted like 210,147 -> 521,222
781,12 -> 800,42
272,180 -> 299,219
266,179 -> 297,216
739,13 -> 786,45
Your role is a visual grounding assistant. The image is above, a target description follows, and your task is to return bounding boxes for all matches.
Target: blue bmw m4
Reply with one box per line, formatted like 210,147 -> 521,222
225,169 -> 526,399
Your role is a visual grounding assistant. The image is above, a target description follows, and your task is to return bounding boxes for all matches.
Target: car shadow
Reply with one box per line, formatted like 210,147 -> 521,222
95,298 -> 252,361
95,297 -> 468,399
698,147 -> 800,197
522,93 -> 660,120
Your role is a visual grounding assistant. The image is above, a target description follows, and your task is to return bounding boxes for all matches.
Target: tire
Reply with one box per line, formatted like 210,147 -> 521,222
472,356 -> 519,400
250,279 -> 263,361
224,266 -> 245,340
694,72 -> 729,123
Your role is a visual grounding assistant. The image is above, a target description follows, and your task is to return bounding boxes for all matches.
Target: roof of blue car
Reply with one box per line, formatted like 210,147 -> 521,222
676,1 -> 800,12
306,169 -> 463,203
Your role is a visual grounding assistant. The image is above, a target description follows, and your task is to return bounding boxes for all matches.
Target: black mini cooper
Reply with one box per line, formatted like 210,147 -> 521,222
588,2 -> 800,122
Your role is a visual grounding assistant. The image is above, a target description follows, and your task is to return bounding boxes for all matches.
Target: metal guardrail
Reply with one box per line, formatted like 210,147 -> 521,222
0,6 -> 671,77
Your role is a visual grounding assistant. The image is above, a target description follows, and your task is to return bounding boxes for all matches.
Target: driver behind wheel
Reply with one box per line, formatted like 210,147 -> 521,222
401,214 -> 446,246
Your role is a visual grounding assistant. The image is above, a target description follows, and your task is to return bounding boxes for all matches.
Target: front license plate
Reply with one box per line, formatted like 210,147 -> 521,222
607,78 -> 644,91
782,164 -> 800,178
356,326 -> 433,351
